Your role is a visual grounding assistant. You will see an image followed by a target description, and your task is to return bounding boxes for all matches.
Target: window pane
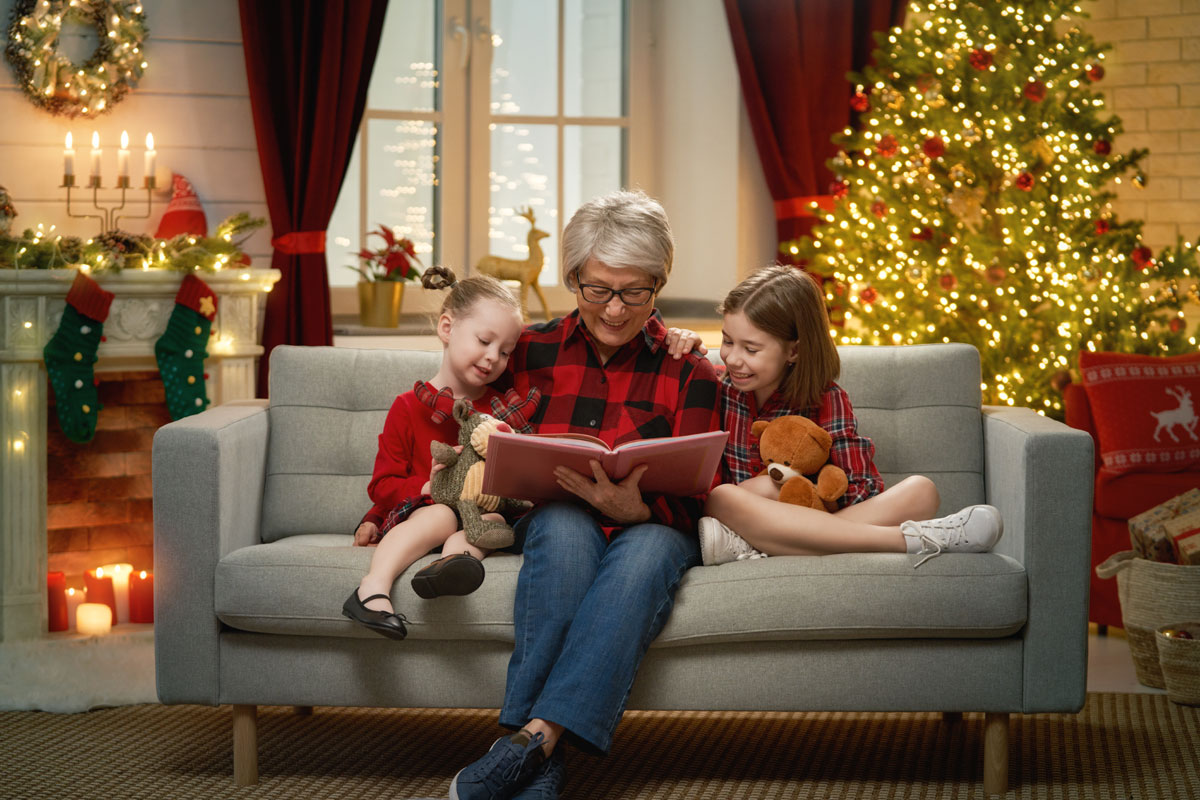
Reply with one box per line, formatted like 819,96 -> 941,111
564,0 -> 624,117
491,0 -> 558,117
489,124 -> 558,283
327,138 -> 362,288
368,0 -> 440,112
564,125 -> 622,229
367,118 -> 439,269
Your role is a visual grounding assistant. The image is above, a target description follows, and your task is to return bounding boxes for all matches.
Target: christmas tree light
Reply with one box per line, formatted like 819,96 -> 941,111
787,0 -> 1199,418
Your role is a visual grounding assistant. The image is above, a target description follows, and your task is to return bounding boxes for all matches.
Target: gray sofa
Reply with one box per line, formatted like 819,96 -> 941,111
153,342 -> 1093,796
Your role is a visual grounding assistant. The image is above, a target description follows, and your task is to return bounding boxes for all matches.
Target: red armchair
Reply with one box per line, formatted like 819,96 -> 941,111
1063,382 -> 1200,628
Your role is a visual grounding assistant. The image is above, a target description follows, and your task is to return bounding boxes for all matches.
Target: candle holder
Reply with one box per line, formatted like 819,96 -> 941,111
62,178 -> 154,235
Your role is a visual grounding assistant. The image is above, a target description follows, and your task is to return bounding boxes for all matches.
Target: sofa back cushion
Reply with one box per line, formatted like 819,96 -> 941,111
261,345 -> 441,542
261,342 -> 985,541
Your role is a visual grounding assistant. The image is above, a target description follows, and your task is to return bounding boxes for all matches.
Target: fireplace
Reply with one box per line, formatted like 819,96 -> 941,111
1,267 -> 280,641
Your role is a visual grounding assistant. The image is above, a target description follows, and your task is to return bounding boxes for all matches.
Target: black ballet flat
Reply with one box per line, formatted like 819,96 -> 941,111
410,552 -> 485,599
341,589 -> 408,640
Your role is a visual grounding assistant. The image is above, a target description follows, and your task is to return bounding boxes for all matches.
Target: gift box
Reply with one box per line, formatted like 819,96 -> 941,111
1166,512 -> 1200,567
1129,488 -> 1200,564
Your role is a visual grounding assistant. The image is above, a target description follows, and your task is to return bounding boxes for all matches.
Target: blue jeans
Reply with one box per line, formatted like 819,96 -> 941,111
499,502 -> 700,755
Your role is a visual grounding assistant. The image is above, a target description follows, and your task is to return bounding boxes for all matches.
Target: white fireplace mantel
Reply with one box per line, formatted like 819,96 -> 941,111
0,267 -> 281,642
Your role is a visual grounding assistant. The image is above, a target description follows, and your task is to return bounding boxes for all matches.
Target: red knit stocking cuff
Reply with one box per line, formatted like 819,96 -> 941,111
175,273 -> 219,320
65,271 -> 115,322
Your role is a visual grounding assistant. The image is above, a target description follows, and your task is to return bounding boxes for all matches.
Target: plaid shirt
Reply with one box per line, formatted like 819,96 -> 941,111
502,310 -> 721,535
719,376 -> 883,509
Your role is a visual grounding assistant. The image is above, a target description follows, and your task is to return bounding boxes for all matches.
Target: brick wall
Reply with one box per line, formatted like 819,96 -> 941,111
47,372 -> 171,583
1085,0 -> 1200,250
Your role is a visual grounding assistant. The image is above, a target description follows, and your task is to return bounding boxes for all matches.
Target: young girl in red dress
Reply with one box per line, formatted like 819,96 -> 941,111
671,265 -> 1004,567
343,267 -> 535,640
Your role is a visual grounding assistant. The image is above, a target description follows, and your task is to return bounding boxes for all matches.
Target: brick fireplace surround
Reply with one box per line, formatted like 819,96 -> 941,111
1,268 -> 280,642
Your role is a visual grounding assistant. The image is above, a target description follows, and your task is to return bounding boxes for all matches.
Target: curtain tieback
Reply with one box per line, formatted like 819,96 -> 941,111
774,195 -> 835,221
271,230 -> 327,254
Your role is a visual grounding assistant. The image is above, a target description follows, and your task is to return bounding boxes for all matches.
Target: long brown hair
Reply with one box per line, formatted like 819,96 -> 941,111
719,265 -> 839,409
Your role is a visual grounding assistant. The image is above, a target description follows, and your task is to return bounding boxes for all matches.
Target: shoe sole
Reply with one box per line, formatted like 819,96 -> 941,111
412,555 -> 485,599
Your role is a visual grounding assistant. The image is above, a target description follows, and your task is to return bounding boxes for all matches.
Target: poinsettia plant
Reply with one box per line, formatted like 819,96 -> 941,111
349,224 -> 422,282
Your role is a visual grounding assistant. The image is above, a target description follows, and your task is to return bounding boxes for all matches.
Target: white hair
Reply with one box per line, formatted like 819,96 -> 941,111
560,190 -> 674,291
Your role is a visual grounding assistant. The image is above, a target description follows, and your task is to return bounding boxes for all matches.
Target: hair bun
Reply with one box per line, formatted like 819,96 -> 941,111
421,265 -> 457,291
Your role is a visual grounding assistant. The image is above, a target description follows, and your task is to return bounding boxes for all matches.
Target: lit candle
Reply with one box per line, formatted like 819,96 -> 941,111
117,130 -> 130,184
47,571 -> 68,632
76,603 -> 113,636
100,562 -> 133,623
89,131 -> 102,179
129,570 -> 154,623
144,132 -> 156,187
65,587 -> 85,632
63,132 -> 75,178
84,566 -> 117,622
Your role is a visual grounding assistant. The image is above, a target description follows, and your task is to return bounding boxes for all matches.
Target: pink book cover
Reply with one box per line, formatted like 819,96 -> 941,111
481,429 -> 729,502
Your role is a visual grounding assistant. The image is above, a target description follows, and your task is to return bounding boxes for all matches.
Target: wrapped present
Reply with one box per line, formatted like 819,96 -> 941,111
1129,488 -> 1200,563
1166,511 -> 1200,566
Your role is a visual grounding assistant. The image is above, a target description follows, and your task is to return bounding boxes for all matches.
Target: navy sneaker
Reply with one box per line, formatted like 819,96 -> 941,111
511,745 -> 565,799
449,730 -> 547,800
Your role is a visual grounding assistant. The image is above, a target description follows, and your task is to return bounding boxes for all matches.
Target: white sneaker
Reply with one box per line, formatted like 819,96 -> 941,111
900,504 -> 1004,568
698,517 -> 765,566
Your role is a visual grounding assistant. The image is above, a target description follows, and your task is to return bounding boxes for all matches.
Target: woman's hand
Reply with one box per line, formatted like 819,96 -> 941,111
353,521 -> 380,547
554,461 -> 652,524
664,327 -> 707,359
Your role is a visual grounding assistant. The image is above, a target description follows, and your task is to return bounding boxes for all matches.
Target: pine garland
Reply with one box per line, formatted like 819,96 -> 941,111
0,213 -> 265,274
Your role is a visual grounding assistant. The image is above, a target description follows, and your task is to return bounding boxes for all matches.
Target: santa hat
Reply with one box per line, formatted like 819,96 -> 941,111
154,173 -> 208,239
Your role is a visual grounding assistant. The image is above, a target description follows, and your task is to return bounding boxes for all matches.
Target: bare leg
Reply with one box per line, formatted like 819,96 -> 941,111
705,482 -> 908,555
358,504 -> 459,611
832,475 -> 940,525
524,718 -> 565,756
442,512 -> 502,560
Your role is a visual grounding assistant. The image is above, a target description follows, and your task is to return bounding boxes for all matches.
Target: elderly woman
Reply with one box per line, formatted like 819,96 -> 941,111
449,191 -> 720,800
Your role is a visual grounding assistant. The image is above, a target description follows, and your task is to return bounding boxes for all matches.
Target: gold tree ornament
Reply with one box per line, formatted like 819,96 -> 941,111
475,206 -> 551,322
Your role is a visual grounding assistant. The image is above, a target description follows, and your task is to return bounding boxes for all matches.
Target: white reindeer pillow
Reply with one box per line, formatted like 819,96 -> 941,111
1080,350 -> 1200,476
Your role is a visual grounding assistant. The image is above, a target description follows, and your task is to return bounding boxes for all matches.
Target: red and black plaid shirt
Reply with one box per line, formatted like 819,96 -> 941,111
502,310 -> 721,535
719,376 -> 883,509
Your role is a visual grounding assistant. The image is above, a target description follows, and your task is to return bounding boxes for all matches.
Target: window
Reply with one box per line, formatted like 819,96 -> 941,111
328,0 -> 636,315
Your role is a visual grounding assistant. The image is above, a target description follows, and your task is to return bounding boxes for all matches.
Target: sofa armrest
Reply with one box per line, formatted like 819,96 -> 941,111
152,400 -> 270,705
982,405 -> 1094,713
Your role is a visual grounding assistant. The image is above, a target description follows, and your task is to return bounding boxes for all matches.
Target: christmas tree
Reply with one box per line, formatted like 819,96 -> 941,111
789,0 -> 1199,417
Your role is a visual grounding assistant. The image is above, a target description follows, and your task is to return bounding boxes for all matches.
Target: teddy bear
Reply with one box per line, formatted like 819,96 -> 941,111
751,415 -> 848,512
430,398 -> 530,549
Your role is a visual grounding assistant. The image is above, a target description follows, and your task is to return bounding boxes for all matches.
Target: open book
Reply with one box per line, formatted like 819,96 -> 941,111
481,429 -> 728,502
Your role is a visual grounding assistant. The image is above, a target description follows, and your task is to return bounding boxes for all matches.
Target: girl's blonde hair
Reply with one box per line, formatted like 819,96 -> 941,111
719,264 -> 839,409
422,265 -> 520,318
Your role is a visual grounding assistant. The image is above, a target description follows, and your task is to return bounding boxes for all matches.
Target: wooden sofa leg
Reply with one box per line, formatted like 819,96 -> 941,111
983,712 -> 1009,797
942,711 -> 963,724
293,705 -> 313,716
232,704 -> 258,786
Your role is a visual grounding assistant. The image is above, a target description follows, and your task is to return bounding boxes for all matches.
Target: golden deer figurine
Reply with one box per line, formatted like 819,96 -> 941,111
475,206 -> 552,322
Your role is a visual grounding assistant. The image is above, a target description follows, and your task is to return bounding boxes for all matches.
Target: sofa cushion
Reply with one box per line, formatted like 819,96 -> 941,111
215,536 -> 1027,643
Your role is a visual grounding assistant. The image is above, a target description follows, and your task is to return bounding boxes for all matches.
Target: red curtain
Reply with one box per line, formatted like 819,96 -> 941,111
239,0 -> 388,395
723,0 -> 906,248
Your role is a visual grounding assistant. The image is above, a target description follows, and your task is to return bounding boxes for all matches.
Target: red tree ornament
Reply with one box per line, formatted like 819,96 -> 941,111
986,265 -> 1007,284
910,227 -> 933,241
1171,317 -> 1185,333
1095,218 -> 1110,235
858,286 -> 879,304
1131,246 -> 1153,270
1015,172 -> 1035,191
830,179 -> 849,199
850,92 -> 870,112
870,201 -> 888,218
1094,140 -> 1111,155
970,49 -> 993,70
939,273 -> 957,290
1023,80 -> 1047,102
877,134 -> 898,158
923,136 -> 946,159
1087,64 -> 1105,81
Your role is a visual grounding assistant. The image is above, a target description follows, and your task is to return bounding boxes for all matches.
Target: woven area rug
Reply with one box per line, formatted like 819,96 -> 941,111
2,693 -> 1197,799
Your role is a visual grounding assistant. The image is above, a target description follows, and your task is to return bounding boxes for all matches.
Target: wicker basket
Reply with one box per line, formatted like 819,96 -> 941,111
1096,551 -> 1200,689
1156,624 -> 1200,706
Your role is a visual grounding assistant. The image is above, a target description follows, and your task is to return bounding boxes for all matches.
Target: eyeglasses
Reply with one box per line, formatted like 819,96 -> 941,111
577,282 -> 657,306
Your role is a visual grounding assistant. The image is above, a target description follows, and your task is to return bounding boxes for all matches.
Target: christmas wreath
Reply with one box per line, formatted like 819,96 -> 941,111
5,0 -> 148,118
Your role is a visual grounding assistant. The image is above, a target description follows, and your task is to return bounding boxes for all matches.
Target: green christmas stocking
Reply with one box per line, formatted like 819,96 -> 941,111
43,272 -> 115,443
155,273 -> 218,420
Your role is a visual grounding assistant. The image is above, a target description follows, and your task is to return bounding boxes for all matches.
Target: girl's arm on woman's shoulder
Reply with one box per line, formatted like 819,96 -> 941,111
818,384 -> 884,507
